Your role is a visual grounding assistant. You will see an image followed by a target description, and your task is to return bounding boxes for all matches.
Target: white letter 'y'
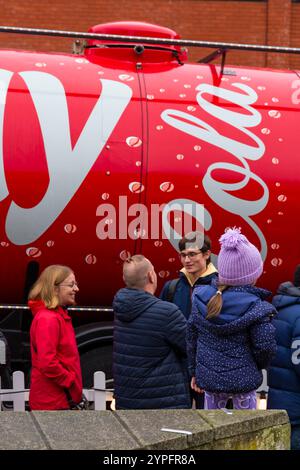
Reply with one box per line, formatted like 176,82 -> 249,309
0,71 -> 132,245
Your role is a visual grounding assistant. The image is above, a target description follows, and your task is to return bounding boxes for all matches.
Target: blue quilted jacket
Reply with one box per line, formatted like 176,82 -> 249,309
267,282 -> 300,425
187,282 -> 277,393
113,288 -> 191,409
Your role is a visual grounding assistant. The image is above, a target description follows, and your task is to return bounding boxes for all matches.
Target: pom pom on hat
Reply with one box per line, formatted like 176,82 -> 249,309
219,227 -> 247,249
217,227 -> 263,286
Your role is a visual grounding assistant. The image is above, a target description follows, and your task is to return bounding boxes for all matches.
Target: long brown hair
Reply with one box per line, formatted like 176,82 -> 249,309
206,285 -> 228,319
28,265 -> 73,309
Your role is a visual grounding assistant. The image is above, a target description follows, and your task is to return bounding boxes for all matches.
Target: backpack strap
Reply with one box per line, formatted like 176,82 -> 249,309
166,278 -> 180,302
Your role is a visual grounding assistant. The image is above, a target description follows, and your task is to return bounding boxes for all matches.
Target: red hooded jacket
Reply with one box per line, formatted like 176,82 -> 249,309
28,300 -> 82,410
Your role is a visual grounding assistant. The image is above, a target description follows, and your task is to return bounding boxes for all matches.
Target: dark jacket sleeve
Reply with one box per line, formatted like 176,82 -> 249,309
249,302 -> 277,370
159,281 -> 171,301
186,299 -> 200,378
164,305 -> 187,357
292,316 -> 300,377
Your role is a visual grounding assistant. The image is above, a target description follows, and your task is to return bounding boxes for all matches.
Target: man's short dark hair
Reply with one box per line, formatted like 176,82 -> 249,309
178,231 -> 212,266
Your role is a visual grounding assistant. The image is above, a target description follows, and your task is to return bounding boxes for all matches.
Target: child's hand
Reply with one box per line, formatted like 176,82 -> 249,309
191,376 -> 204,394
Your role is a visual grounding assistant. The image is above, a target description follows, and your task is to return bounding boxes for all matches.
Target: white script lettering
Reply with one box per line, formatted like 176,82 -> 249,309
161,82 -> 268,259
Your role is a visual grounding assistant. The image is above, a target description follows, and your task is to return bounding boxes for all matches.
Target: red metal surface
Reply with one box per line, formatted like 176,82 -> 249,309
0,22 -> 299,305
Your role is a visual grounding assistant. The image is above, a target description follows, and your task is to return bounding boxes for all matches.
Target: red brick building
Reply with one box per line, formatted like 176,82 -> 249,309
0,0 -> 299,69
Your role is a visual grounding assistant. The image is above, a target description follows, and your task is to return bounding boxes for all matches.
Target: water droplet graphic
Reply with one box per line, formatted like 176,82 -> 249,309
126,136 -> 142,148
160,182 -> 174,193
85,254 -> 97,265
159,270 -> 170,278
268,110 -> 281,119
104,219 -> 113,225
278,195 -> 287,202
119,74 -> 134,81
129,182 -> 145,193
26,247 -> 42,258
64,224 -> 77,234
133,228 -> 147,238
271,258 -> 283,267
120,250 -> 131,260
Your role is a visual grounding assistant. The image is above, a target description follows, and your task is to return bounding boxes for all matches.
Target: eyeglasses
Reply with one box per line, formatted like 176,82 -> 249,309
179,251 -> 202,260
59,282 -> 79,289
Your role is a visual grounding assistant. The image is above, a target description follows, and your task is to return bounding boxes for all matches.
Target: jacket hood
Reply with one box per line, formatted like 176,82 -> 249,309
28,300 -> 46,317
113,288 -> 158,322
272,281 -> 300,309
193,282 -> 275,335
28,300 -> 70,320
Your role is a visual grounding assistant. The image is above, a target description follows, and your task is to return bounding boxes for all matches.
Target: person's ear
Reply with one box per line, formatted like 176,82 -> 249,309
148,270 -> 155,284
203,250 -> 211,260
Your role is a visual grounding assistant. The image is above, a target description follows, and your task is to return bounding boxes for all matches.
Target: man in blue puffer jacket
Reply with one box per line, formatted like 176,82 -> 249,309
113,254 -> 191,410
267,265 -> 300,450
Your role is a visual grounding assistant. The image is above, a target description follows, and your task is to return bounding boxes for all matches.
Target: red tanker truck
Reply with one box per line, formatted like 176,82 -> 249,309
0,21 -> 299,386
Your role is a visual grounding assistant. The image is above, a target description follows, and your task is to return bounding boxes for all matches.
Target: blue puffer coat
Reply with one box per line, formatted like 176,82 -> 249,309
113,288 -> 191,410
187,282 -> 277,393
267,282 -> 300,425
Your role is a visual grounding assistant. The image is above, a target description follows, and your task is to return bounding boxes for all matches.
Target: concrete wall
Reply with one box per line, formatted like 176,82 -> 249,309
0,409 -> 290,450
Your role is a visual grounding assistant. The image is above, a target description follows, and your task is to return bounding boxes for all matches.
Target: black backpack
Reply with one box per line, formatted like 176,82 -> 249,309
165,278 -> 180,302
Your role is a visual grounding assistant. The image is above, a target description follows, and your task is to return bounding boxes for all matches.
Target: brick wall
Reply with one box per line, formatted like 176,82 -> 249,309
0,0 -> 299,70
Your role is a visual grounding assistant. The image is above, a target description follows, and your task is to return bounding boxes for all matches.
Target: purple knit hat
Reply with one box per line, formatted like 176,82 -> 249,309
217,227 -> 263,286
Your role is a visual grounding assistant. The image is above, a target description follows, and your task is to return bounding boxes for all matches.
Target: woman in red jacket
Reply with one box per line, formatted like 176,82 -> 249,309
28,265 -> 83,410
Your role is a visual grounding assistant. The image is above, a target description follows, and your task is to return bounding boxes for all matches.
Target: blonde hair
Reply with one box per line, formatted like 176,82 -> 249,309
123,255 -> 152,289
28,265 -> 73,309
206,285 -> 228,319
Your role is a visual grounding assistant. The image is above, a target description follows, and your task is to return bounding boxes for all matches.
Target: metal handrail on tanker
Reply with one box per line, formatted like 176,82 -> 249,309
0,25 -> 300,55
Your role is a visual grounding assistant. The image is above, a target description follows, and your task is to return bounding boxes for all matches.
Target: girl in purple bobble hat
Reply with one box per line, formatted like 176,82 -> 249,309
187,227 -> 277,410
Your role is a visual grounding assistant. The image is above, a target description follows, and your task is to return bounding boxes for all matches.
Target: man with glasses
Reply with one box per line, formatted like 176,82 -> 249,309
160,231 -> 218,408
160,231 -> 218,319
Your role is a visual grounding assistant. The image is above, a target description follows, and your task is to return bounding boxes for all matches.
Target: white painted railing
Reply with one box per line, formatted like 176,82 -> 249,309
0,370 -> 112,411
